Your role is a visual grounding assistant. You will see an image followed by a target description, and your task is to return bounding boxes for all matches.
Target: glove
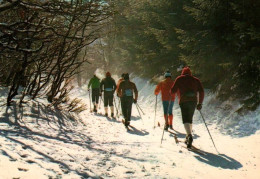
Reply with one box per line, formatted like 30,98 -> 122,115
99,92 -> 102,96
197,103 -> 202,110
88,89 -> 90,91
133,99 -> 137,104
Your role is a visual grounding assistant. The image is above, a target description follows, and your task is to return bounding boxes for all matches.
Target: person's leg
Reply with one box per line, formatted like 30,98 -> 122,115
180,102 -> 190,144
108,93 -> 114,117
92,88 -> 99,112
95,89 -> 100,109
121,97 -> 127,124
104,92 -> 109,116
180,101 -> 196,148
126,97 -> 133,125
162,101 -> 169,130
187,102 -> 197,147
110,106 -> 114,116
91,89 -> 96,110
168,101 -> 174,129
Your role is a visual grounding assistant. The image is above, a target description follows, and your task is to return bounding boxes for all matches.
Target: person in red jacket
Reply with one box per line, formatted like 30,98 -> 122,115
171,67 -> 204,148
154,71 -> 176,131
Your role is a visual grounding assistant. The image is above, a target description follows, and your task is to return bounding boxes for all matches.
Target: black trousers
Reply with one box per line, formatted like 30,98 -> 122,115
180,101 -> 197,124
92,88 -> 100,104
104,91 -> 114,107
121,96 -> 133,122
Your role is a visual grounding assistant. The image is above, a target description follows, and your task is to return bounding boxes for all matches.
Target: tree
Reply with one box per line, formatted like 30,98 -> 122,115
0,0 -> 112,106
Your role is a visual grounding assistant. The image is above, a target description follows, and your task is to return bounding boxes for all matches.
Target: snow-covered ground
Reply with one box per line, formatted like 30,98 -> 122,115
0,77 -> 259,179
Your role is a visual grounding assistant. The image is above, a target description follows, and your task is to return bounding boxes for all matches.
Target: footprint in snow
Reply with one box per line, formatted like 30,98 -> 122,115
26,160 -> 35,164
18,168 -> 28,172
20,154 -> 28,158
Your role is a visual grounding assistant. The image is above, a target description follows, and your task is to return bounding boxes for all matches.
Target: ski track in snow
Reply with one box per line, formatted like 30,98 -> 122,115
0,77 -> 260,179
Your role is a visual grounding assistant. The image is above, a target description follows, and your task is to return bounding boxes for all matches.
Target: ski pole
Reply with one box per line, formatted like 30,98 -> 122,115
117,98 -> 121,117
154,95 -> 158,128
199,110 -> 220,154
113,97 -> 119,116
135,103 -> 144,124
136,103 -> 145,115
99,96 -> 101,109
160,124 -> 165,145
100,94 -> 104,102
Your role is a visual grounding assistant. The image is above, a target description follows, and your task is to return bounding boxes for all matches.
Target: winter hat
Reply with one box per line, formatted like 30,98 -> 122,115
106,72 -> 111,77
181,67 -> 192,75
124,73 -> 129,80
164,71 -> 172,78
121,73 -> 125,78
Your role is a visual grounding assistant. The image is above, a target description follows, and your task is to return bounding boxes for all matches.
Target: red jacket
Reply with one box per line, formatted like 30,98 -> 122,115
171,67 -> 204,104
154,78 -> 175,101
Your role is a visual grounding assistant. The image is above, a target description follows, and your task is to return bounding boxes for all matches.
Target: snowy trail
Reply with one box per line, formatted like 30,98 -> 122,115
0,81 -> 260,179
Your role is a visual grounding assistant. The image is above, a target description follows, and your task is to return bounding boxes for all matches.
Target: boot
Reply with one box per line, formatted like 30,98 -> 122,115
187,134 -> 193,148
185,135 -> 188,145
164,124 -> 169,131
93,105 -> 97,112
168,114 -> 173,129
124,119 -> 129,127
105,107 -> 108,117
164,114 -> 169,131
110,106 -> 114,117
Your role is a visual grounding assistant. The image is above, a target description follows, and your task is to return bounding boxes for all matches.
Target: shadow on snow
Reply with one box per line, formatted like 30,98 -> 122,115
0,101 -> 151,177
193,149 -> 243,169
127,125 -> 149,136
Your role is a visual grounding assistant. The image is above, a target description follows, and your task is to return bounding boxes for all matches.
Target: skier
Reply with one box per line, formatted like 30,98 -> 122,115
88,74 -> 100,112
171,66 -> 204,148
154,71 -> 176,131
100,72 -> 117,117
117,73 -> 138,128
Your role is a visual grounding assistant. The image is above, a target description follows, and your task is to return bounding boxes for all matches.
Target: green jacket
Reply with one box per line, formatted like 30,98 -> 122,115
88,76 -> 100,89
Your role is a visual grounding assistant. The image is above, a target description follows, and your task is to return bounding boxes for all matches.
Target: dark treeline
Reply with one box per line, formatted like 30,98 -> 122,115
102,0 -> 259,112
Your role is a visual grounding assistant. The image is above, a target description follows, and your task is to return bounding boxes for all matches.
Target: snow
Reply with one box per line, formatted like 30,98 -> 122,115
0,77 -> 260,179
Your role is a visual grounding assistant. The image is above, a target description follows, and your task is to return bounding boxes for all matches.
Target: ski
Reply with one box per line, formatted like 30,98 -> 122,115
181,145 -> 206,155
167,130 -> 179,144
167,133 -> 206,155
122,119 -> 132,131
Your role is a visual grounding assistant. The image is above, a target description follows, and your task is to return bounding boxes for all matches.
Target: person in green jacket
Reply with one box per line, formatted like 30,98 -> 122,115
88,75 -> 101,112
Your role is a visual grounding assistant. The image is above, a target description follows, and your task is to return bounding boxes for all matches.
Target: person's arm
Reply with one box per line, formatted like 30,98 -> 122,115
100,80 -> 104,92
197,79 -> 204,104
133,83 -> 138,102
171,78 -> 179,95
154,82 -> 161,95
88,78 -> 93,89
117,82 -> 123,97
97,79 -> 101,93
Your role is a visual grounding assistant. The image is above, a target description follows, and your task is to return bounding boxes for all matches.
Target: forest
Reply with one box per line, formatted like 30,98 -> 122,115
0,0 -> 259,112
